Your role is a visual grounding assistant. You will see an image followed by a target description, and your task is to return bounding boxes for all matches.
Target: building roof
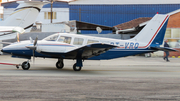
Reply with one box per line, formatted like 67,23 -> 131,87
114,17 -> 152,30
1,1 -> 69,8
55,20 -> 114,30
69,0 -> 180,5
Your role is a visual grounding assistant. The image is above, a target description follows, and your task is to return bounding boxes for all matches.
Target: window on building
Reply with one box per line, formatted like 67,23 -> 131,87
172,29 -> 180,38
73,38 -> 84,45
58,36 -> 71,44
165,28 -> 180,48
87,39 -> 99,44
44,12 -> 57,19
0,14 -> 3,21
165,29 -> 171,38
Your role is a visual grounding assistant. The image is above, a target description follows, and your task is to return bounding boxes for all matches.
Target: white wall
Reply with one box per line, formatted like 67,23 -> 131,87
42,23 -> 70,32
0,6 -> 3,14
70,0 -> 180,5
36,8 -> 69,24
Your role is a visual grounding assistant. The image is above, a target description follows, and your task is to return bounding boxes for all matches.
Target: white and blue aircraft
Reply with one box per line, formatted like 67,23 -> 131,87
1,14 -> 176,71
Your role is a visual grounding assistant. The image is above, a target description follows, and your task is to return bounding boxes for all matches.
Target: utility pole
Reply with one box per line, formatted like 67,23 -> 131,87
79,8 -> 81,21
50,0 -> 53,23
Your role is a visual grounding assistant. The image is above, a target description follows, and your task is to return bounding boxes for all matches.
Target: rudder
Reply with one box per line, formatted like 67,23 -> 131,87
130,14 -> 169,48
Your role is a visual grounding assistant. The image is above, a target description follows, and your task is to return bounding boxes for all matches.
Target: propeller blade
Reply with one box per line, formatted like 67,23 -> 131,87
29,37 -> 33,43
34,36 -> 38,46
33,36 -> 38,63
26,46 -> 36,50
33,50 -> 35,63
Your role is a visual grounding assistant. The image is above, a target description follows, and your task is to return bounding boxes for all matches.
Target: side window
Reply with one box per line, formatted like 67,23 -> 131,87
87,39 -> 99,44
58,36 -> 71,44
73,38 -> 84,45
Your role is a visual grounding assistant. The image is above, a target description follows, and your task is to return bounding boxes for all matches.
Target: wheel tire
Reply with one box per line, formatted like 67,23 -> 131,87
56,61 -> 64,69
22,61 -> 30,70
73,63 -> 82,71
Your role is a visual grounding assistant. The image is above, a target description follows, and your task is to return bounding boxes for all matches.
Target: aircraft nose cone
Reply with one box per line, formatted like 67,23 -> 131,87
1,49 -> 4,52
1,47 -> 9,53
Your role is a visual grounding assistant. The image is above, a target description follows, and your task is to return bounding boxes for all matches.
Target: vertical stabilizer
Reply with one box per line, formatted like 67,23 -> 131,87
130,14 -> 169,48
1,1 -> 48,29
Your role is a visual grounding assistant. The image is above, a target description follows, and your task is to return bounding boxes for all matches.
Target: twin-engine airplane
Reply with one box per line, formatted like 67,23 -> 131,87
0,1 -> 48,40
1,14 -> 176,71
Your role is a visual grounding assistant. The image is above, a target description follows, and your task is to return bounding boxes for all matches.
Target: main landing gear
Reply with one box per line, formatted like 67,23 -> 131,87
73,63 -> 82,71
56,59 -> 64,69
55,59 -> 82,71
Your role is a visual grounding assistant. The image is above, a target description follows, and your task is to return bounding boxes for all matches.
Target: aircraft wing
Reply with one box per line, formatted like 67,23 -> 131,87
150,46 -> 178,52
0,42 -> 11,45
0,26 -> 25,40
65,43 -> 117,59
0,26 -> 25,33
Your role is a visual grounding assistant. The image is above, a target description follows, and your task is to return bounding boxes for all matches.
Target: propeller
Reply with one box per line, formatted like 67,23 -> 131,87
33,36 -> 38,63
26,36 -> 38,63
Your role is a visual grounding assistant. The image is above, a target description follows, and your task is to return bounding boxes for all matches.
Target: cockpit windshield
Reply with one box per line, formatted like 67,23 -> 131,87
43,33 -> 59,41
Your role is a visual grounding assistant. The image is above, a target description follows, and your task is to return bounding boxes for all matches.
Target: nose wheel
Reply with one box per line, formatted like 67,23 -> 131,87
21,61 -> 30,70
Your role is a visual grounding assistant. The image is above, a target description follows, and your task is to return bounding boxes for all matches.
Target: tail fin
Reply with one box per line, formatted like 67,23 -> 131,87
0,1 -> 48,29
130,14 -> 169,48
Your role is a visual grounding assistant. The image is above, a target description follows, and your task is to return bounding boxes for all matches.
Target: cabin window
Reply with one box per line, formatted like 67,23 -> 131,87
58,36 -> 71,44
87,39 -> 99,44
73,38 -> 84,45
44,33 -> 59,41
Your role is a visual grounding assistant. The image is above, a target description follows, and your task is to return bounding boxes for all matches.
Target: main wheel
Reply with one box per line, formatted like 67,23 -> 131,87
22,61 -> 30,70
56,61 -> 64,69
73,63 -> 82,71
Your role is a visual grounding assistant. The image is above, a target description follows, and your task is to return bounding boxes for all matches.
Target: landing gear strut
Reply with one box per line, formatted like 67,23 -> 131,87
56,59 -> 64,69
21,60 -> 30,70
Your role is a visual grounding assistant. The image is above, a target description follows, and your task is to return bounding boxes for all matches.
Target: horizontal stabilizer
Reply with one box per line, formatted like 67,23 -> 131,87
151,47 -> 178,52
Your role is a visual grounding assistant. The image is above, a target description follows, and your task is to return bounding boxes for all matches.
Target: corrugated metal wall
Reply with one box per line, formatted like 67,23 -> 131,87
70,4 -> 180,34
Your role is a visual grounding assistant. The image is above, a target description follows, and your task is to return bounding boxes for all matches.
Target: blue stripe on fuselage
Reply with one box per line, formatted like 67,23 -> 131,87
88,49 -> 154,60
3,48 -> 154,60
2,49 -> 50,58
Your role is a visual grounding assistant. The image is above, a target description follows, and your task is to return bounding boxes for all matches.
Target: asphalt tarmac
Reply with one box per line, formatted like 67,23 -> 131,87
0,55 -> 180,101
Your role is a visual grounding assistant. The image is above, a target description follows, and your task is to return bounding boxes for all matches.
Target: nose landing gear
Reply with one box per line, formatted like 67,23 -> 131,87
21,61 -> 30,70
